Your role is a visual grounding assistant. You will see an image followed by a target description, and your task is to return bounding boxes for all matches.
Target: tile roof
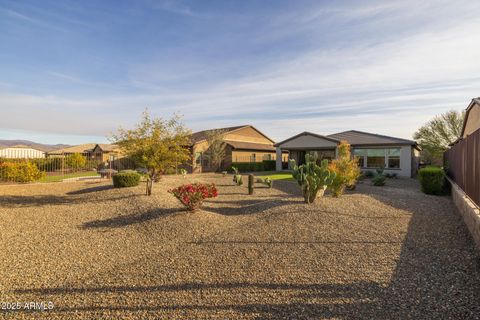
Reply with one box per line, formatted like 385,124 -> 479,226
224,140 -> 275,151
48,143 -> 97,154
326,130 -> 416,146
190,125 -> 248,144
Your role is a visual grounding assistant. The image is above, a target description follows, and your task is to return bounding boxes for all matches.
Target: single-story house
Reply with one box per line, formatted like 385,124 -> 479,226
190,125 -> 288,172
275,130 -> 420,177
0,145 -> 46,159
48,143 -> 121,162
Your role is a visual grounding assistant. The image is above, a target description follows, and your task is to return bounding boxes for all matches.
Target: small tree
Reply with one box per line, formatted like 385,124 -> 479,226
65,153 -> 87,170
328,141 -> 361,197
205,129 -> 226,172
111,111 -> 191,195
413,110 -> 464,165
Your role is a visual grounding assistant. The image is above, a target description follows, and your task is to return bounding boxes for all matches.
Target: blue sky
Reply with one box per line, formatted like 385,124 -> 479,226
1,0 -> 480,144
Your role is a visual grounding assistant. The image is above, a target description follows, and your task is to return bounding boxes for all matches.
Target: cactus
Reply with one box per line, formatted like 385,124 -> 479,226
255,177 -> 273,188
248,174 -> 254,195
290,154 -> 335,204
232,166 -> 242,185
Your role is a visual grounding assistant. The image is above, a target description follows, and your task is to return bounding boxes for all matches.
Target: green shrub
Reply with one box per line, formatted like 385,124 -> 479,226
0,161 -> 45,183
418,167 -> 446,195
262,160 -> 276,171
113,171 -> 141,188
364,170 -> 375,178
376,166 -> 385,175
372,174 -> 386,186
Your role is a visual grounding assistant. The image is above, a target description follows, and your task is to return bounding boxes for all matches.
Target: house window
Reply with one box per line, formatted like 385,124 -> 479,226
353,148 -> 401,169
353,149 -> 366,168
387,148 -> 400,168
250,153 -> 256,162
367,149 -> 386,168
263,154 -> 272,161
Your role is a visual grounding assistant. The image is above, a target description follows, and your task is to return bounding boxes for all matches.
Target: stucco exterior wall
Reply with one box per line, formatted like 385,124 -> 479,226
463,103 -> 480,138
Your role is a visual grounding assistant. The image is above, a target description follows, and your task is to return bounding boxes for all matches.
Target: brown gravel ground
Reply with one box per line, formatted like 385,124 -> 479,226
0,174 -> 479,319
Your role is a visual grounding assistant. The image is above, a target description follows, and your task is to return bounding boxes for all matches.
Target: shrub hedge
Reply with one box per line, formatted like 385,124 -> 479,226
0,161 -> 45,183
113,171 -> 141,188
418,166 -> 446,195
230,160 -> 276,172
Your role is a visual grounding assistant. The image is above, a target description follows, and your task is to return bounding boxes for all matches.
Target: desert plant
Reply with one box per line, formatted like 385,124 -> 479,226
328,141 -> 361,197
169,183 -> 218,211
256,177 -> 273,188
111,111 -> 191,196
372,174 -> 386,186
364,170 -> 375,178
290,154 -> 335,204
248,174 -> 254,195
376,165 -> 385,175
178,168 -> 187,177
235,175 -> 243,186
232,166 -> 243,185
418,167 -> 446,195
112,171 -> 141,188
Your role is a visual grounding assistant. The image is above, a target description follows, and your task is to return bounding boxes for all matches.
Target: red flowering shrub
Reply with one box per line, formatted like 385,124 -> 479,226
168,183 -> 218,211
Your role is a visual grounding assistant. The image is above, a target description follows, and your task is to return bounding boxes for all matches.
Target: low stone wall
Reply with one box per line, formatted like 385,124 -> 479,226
449,178 -> 480,250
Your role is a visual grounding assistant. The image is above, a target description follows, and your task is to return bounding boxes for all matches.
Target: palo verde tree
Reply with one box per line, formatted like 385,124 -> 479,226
205,129 -> 226,172
413,110 -> 464,165
111,111 -> 191,196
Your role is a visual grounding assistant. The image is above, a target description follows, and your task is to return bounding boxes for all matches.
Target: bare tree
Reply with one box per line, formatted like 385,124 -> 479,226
205,129 -> 227,172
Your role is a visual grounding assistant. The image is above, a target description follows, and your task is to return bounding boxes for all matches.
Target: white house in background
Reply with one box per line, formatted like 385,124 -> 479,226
275,130 -> 421,177
0,145 -> 46,159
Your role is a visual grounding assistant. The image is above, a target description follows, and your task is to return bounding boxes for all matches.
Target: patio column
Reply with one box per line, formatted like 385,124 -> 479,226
276,147 -> 283,171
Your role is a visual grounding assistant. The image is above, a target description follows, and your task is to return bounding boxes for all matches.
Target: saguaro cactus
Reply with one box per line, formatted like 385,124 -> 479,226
248,174 -> 254,195
290,154 -> 335,204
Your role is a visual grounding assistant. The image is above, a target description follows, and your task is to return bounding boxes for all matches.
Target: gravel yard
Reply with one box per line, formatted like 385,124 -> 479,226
0,174 -> 479,319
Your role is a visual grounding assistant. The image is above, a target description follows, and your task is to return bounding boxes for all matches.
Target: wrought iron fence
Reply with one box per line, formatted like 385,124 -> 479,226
444,128 -> 480,206
0,152 -> 136,184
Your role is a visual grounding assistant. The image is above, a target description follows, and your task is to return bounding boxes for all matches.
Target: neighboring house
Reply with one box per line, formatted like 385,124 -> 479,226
0,145 -> 45,159
275,130 -> 420,177
189,125 -> 287,172
48,143 -> 121,162
460,97 -> 480,139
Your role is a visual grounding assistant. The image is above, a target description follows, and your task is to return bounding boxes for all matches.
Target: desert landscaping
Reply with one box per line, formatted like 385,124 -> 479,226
1,174 -> 479,319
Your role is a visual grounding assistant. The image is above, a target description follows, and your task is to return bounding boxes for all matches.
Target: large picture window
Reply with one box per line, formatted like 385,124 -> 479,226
353,148 -> 401,169
353,149 -> 366,168
366,149 -> 386,168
